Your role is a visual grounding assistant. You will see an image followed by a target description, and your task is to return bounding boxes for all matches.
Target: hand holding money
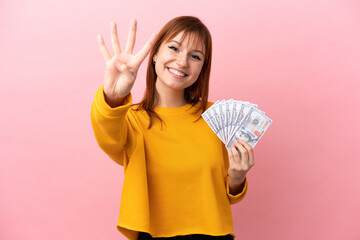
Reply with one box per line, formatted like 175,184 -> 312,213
228,138 -> 255,186
202,99 -> 271,189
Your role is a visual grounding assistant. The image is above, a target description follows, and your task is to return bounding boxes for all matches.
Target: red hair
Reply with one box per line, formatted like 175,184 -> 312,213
134,16 -> 212,129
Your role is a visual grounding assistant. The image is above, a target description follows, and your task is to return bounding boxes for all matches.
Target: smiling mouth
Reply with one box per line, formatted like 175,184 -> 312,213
167,67 -> 188,77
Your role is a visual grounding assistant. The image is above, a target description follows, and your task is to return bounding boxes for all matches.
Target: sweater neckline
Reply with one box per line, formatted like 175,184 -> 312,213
154,103 -> 195,114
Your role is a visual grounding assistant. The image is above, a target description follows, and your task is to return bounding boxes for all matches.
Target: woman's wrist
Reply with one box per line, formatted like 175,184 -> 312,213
229,175 -> 246,185
103,91 -> 128,108
228,176 -> 246,195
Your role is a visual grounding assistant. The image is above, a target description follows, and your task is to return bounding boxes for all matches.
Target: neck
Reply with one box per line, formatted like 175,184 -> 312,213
155,80 -> 187,108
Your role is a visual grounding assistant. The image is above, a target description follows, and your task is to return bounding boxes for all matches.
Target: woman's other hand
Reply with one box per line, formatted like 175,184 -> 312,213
97,19 -> 157,107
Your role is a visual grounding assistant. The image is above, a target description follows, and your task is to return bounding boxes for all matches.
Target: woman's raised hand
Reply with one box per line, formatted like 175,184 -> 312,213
97,19 -> 157,107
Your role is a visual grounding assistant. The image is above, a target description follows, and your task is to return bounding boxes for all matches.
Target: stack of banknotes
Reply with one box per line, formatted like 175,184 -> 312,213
201,99 -> 272,150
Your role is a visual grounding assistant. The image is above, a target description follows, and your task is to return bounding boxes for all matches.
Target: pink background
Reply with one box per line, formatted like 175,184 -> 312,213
1,0 -> 359,239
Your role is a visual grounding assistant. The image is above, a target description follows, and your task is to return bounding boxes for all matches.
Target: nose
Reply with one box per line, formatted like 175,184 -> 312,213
176,52 -> 189,68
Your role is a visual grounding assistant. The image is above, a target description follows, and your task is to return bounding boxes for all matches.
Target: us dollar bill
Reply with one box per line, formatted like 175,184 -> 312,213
226,107 -> 272,149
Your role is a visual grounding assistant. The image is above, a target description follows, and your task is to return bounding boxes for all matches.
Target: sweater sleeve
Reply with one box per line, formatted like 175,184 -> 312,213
225,175 -> 248,204
90,85 -> 133,166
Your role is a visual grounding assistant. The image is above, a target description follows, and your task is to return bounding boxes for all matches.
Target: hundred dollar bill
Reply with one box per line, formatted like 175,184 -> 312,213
223,101 -> 231,143
235,100 -> 258,109
212,101 -> 229,143
226,107 -> 272,149
213,101 -> 227,143
227,100 -> 242,142
202,105 -> 226,144
202,112 -> 226,144
202,113 -> 218,135
228,102 -> 253,141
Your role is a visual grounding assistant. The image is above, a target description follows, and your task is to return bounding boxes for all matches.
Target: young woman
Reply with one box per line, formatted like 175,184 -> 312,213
91,16 -> 255,240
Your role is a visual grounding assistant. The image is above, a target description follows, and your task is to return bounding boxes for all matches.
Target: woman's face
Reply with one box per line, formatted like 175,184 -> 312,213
153,31 -> 205,92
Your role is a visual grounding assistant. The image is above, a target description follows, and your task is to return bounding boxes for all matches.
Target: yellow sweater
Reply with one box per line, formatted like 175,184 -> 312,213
90,85 -> 248,240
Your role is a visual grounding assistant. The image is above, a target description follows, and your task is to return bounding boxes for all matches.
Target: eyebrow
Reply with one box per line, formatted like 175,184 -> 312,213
168,40 -> 205,56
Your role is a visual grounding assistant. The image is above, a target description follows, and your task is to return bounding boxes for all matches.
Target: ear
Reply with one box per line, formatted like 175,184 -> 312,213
153,54 -> 157,62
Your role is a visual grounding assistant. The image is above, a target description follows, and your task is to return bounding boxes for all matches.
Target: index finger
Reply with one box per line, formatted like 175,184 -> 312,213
238,139 -> 253,154
134,33 -> 157,66
125,18 -> 137,54
238,139 -> 255,165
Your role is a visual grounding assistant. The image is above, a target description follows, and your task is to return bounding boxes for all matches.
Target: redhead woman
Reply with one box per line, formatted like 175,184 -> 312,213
91,16 -> 254,240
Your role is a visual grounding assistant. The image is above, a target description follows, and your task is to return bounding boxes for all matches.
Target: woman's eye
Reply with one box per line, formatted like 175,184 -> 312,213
191,55 -> 201,60
168,46 -> 179,51
168,46 -> 201,61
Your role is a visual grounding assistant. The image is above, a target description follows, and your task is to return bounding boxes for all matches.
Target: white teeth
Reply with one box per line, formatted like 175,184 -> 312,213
168,68 -> 185,77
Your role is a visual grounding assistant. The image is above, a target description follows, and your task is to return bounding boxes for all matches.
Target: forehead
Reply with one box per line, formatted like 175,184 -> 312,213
164,31 -> 205,52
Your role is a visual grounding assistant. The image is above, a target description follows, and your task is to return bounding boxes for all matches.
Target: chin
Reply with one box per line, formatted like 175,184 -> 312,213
164,81 -> 187,90
168,85 -> 186,91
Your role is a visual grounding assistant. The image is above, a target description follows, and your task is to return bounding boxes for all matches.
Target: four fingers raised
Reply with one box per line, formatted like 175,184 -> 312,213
97,19 -> 157,67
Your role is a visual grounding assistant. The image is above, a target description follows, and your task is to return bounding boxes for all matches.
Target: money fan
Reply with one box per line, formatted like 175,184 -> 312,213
201,99 -> 272,150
